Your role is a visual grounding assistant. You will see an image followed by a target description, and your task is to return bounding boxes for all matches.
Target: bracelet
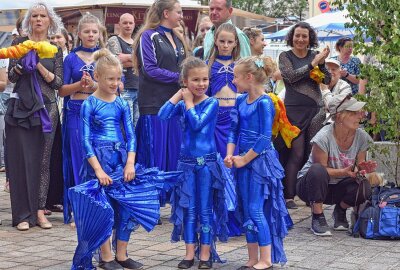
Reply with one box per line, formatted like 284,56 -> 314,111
216,97 -> 237,100
77,91 -> 92,95
345,72 -> 350,78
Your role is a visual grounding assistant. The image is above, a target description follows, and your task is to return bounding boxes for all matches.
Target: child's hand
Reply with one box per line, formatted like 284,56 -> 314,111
80,71 -> 93,90
182,88 -> 194,102
124,164 -> 136,182
232,155 -> 248,168
224,155 -> 233,168
95,168 -> 113,186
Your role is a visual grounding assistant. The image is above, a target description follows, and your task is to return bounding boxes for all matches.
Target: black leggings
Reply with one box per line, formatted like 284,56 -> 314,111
296,163 -> 371,206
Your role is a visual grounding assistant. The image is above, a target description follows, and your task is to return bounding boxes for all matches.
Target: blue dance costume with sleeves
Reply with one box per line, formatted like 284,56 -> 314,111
62,50 -> 97,224
158,97 -> 230,263
228,94 -> 292,265
208,60 -> 241,236
69,95 -> 179,269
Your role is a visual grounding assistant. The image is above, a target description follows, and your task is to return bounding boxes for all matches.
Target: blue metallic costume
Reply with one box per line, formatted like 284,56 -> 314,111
69,96 -> 178,269
208,60 -> 241,236
62,49 -> 98,224
158,97 -> 230,262
228,94 -> 292,265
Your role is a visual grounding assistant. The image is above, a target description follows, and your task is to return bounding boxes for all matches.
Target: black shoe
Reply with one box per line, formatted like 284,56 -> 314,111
115,258 -> 143,270
98,260 -> 124,270
178,259 -> 194,269
311,214 -> 332,236
332,204 -> 349,231
286,200 -> 298,209
251,266 -> 273,270
237,266 -> 251,270
198,259 -> 212,269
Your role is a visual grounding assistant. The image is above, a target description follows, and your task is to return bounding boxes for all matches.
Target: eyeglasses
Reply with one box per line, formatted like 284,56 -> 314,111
335,93 -> 352,114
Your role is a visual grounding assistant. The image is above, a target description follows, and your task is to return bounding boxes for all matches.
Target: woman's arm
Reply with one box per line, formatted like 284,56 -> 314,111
0,67 -> 6,92
312,144 -> 358,178
36,47 -> 64,89
279,51 -> 314,84
139,31 -> 179,83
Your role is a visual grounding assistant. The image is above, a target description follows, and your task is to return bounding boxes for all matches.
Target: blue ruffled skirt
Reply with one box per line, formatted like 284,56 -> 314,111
170,152 -> 230,263
70,142 -> 181,270
239,149 -> 293,265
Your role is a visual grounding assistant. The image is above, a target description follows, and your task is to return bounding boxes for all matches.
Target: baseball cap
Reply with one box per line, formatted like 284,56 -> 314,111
325,58 -> 341,68
323,93 -> 366,124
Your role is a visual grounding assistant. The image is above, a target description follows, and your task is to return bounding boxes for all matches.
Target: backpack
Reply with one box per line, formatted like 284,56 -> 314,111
353,186 -> 400,239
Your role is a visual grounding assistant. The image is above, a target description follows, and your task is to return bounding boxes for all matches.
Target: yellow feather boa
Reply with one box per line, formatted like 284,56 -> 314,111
0,40 -> 58,59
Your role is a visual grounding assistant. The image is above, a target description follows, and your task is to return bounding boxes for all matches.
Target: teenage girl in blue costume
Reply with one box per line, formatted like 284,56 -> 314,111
225,56 -> 292,270
207,22 -> 242,237
59,13 -> 106,224
70,49 -> 176,270
158,57 -> 230,269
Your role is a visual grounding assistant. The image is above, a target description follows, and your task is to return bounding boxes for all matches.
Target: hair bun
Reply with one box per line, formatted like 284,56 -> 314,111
93,48 -> 112,61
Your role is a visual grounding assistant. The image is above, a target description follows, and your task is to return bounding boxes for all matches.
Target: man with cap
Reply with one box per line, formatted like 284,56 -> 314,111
11,28 -> 19,40
296,93 -> 377,236
321,58 -> 352,122
203,0 -> 251,59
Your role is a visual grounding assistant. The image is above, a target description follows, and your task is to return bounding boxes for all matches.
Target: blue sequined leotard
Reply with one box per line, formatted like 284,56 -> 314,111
158,97 -> 230,262
228,94 -> 293,265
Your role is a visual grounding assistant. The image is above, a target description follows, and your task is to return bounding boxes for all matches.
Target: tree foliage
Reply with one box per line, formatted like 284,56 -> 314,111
333,0 -> 400,183
264,0 -> 308,19
231,0 -> 308,18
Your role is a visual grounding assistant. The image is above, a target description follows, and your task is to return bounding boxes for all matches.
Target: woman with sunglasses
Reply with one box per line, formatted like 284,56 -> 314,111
296,93 -> 377,236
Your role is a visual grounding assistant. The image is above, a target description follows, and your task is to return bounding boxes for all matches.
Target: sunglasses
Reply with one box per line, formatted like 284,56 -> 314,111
335,93 -> 352,114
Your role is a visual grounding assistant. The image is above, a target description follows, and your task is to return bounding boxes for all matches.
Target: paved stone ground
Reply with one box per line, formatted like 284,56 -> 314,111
1,172 -> 400,269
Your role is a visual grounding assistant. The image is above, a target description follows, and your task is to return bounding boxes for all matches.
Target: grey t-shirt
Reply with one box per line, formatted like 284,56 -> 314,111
297,124 -> 373,184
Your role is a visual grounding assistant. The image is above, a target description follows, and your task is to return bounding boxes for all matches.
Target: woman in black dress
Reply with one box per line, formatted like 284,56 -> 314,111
6,1 -> 63,231
278,22 -> 331,209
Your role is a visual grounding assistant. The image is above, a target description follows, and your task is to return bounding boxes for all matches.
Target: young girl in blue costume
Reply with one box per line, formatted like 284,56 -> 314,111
207,22 -> 241,236
59,13 -> 107,224
225,56 -> 292,270
158,57 -> 230,269
70,49 -> 177,270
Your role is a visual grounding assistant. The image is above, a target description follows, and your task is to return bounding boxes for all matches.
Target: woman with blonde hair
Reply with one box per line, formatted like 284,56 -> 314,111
59,12 -> 107,224
132,0 -> 187,208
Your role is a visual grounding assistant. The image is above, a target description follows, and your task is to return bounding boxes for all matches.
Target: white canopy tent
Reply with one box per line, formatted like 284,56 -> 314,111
266,10 -> 354,41
0,0 -> 203,10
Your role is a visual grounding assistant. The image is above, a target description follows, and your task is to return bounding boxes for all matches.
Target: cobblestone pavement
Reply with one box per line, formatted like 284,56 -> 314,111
1,173 -> 400,269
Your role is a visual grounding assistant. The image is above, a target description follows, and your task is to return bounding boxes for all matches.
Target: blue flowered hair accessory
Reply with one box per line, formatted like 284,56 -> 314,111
254,58 -> 264,68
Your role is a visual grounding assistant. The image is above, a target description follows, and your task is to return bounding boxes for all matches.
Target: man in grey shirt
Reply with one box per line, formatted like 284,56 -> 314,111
107,13 -> 139,127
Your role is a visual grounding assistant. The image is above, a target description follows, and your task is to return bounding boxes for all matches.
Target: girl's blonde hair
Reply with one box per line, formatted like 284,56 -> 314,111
93,49 -> 122,74
76,13 -> 107,48
208,23 -> 240,67
180,56 -> 208,83
132,0 -> 189,72
235,56 -> 276,85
